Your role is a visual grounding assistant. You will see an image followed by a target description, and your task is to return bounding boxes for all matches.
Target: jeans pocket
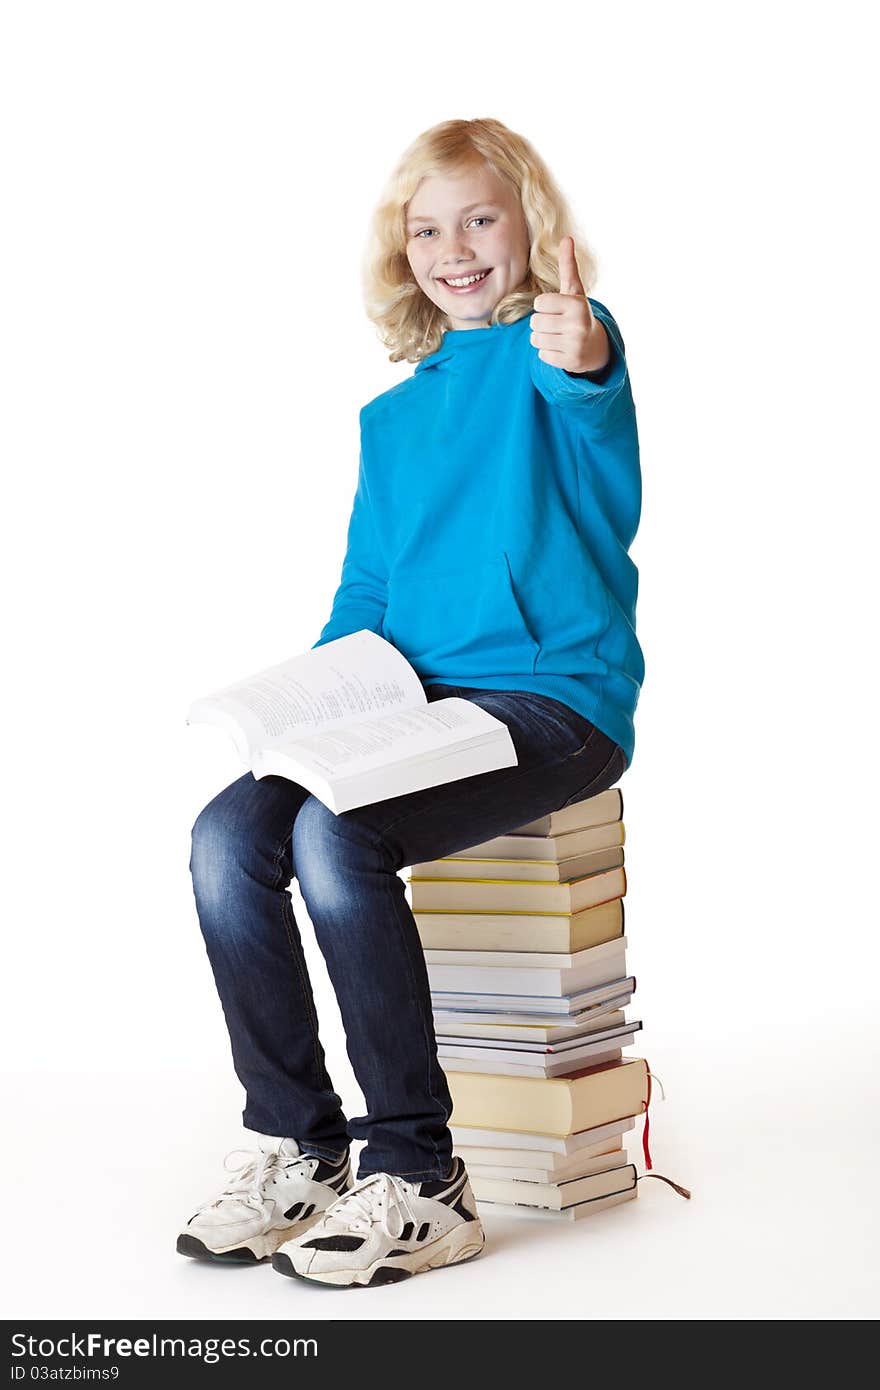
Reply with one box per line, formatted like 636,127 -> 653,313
502,690 -> 600,755
557,744 -> 627,809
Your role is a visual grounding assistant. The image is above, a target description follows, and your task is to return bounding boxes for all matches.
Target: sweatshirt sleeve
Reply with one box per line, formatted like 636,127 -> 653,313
311,448 -> 388,649
529,298 -> 629,426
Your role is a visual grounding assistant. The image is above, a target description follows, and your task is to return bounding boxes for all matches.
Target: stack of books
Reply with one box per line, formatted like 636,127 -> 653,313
408,785 -> 650,1221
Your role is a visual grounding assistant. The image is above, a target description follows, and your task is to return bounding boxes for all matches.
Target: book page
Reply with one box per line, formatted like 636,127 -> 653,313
265,698 -> 510,779
186,630 -> 425,752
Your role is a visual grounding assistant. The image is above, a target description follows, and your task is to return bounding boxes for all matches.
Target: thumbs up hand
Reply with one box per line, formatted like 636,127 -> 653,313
529,236 -> 610,375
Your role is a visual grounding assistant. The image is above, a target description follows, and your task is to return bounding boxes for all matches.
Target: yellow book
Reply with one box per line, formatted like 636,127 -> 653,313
409,844 -> 623,883
511,788 -> 623,837
447,1056 -> 649,1138
437,819 -> 625,863
415,898 -> 624,954
409,865 -> 626,915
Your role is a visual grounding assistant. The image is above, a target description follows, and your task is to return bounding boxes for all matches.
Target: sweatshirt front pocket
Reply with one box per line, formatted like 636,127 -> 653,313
525,546 -> 612,677
382,550 -> 540,677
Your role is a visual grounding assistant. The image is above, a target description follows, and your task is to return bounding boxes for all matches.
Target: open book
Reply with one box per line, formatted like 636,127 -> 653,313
186,630 -> 518,814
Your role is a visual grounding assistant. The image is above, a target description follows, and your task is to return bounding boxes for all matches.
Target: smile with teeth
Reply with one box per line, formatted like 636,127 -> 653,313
439,269 -> 492,290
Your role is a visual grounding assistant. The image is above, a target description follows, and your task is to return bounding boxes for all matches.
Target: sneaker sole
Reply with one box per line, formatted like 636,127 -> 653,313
176,1212 -> 323,1265
271,1220 -> 486,1288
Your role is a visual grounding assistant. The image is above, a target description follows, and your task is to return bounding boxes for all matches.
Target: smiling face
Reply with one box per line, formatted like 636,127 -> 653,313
404,164 -> 531,330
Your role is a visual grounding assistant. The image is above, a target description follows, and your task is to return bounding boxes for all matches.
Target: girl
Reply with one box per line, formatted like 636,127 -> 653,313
179,117 -> 644,1289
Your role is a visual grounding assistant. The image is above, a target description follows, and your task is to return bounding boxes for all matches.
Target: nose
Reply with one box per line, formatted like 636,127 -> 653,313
437,243 -> 477,274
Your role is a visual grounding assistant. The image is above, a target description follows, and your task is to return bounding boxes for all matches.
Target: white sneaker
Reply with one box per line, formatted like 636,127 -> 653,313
177,1134 -> 351,1264
271,1156 -> 485,1287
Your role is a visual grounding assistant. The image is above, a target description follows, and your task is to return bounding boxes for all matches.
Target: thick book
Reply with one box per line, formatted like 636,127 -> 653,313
508,789 -> 623,838
427,937 -> 627,997
470,1158 -> 634,1208
414,898 -> 624,955
477,1186 -> 637,1222
409,845 -> 624,883
443,818 -> 625,862
450,1117 -> 636,1156
409,866 -> 626,915
434,1003 -> 629,1044
432,976 -> 636,1019
186,630 -> 517,814
457,1139 -> 626,1178
447,1056 -> 650,1137
439,1042 -> 627,1077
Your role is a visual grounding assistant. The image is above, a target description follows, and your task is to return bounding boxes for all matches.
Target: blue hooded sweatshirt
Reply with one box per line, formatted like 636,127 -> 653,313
312,299 -> 644,768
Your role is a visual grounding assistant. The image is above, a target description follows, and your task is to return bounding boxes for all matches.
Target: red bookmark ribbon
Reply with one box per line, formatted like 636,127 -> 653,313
642,1063 -> 653,1170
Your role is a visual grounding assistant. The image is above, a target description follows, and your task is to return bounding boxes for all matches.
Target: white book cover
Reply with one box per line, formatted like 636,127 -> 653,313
435,1007 -> 627,1048
468,1149 -> 630,1184
451,1117 -> 636,1155
456,1137 -> 626,1175
436,1019 -> 641,1057
431,981 -> 633,1016
432,979 -> 635,1023
438,1042 -> 625,1077
187,630 -> 518,814
426,938 -> 627,997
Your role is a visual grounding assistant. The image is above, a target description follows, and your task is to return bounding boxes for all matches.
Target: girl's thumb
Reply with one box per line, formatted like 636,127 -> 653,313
558,236 -> 585,298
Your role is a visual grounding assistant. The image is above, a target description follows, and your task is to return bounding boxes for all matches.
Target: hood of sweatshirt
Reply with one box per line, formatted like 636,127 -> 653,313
413,315 -> 529,375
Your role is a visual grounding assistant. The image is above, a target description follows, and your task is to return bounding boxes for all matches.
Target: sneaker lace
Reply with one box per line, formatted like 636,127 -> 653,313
322,1172 -> 419,1240
199,1147 -> 293,1218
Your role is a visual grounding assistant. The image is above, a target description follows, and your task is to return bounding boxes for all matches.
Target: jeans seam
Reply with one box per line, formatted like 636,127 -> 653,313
357,1167 -> 450,1181
560,744 -> 626,807
271,816 -> 327,1092
299,1143 -> 349,1162
370,830 -> 449,1176
563,725 -> 601,760
314,813 -> 450,1177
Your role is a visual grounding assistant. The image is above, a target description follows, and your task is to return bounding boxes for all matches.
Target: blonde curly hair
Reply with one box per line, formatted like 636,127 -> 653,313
361,117 -> 599,364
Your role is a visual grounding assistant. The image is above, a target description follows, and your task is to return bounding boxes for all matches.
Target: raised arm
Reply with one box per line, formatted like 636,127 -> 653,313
528,236 -> 629,424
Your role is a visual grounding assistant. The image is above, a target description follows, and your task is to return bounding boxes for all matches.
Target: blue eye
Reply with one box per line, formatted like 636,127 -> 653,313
411,216 -> 492,239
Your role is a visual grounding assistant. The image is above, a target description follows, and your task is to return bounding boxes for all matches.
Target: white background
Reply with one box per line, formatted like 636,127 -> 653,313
2,0 -> 877,1322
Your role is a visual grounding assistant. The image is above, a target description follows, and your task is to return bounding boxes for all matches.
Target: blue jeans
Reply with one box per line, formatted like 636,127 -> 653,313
188,683 -> 627,1182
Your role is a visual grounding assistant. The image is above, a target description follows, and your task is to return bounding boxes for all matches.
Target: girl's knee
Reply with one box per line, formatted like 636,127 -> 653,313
190,787 -> 241,873
293,797 -> 390,913
189,776 -> 283,900
189,797 -> 240,913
